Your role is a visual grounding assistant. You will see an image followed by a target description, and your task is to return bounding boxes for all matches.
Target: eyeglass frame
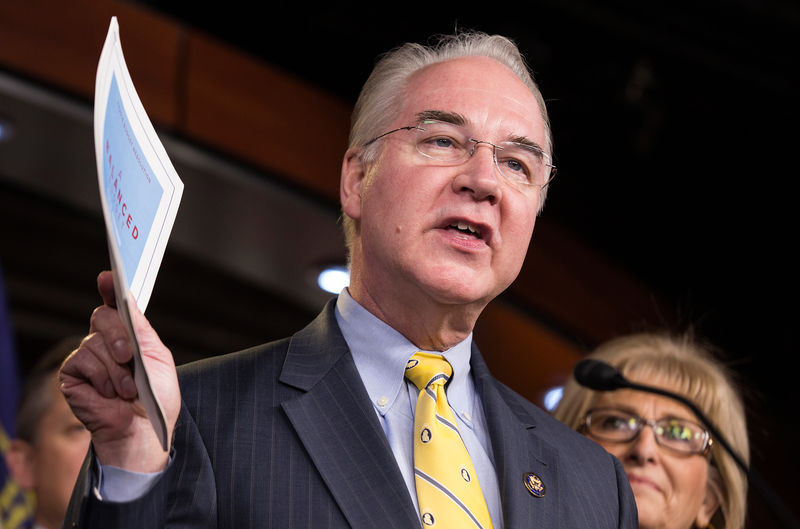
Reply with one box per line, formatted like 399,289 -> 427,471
362,121 -> 557,190
582,407 -> 713,456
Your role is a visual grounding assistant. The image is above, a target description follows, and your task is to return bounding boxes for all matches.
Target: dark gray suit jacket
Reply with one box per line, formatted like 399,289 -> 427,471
64,299 -> 637,528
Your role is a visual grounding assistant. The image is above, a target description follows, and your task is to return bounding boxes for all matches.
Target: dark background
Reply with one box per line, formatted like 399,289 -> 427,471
139,0 -> 799,399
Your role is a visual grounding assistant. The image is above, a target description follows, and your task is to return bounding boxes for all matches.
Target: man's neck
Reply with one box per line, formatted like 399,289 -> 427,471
347,282 -> 485,351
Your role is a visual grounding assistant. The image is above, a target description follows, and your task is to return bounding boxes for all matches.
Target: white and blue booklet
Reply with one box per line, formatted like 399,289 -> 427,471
94,17 -> 183,451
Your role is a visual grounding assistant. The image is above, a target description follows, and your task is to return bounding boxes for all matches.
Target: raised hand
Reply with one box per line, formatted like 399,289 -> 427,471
59,271 -> 181,472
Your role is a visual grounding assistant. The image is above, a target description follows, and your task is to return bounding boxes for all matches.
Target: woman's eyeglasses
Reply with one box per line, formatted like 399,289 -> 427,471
584,407 -> 712,455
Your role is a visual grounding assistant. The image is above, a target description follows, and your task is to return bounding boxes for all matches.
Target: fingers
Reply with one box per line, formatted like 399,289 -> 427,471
90,303 -> 133,360
97,270 -> 117,308
62,304 -> 139,401
61,330 -> 137,401
59,336 -> 142,456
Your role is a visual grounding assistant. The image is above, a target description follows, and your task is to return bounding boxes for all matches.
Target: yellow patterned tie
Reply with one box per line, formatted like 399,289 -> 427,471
404,352 -> 494,529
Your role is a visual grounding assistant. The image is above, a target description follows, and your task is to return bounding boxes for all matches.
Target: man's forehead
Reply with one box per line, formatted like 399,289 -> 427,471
406,57 -> 538,102
379,58 -> 550,158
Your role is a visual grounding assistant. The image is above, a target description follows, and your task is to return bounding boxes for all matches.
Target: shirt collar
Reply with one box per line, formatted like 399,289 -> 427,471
335,288 -> 474,416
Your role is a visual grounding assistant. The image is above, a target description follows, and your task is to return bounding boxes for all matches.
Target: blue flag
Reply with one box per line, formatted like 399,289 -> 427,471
0,260 -> 34,529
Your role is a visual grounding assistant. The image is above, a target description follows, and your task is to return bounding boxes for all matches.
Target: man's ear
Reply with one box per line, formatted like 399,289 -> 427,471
5,439 -> 36,489
695,470 -> 722,529
340,146 -> 367,222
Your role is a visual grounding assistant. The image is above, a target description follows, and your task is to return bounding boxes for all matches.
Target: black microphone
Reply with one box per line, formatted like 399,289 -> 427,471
573,358 -> 630,391
573,358 -> 800,529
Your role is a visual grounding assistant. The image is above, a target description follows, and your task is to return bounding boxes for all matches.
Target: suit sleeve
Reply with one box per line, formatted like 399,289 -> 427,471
61,404 -> 218,529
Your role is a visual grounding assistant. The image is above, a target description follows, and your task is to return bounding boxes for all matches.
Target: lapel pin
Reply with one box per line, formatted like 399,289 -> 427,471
523,472 -> 545,498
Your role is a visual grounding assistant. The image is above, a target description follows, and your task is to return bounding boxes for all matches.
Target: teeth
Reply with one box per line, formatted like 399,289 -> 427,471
452,222 -> 480,236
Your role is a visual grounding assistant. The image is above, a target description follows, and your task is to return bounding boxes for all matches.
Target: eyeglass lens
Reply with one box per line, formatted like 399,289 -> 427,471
586,408 -> 709,454
412,121 -> 553,187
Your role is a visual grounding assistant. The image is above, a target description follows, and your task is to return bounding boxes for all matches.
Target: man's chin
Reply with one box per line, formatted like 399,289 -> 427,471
424,277 -> 497,310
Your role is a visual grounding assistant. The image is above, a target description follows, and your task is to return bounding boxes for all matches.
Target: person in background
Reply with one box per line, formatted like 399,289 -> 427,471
5,337 -> 90,529
554,332 -> 749,529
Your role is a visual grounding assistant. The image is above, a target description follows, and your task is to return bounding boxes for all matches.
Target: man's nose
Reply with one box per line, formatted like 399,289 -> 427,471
452,141 -> 501,203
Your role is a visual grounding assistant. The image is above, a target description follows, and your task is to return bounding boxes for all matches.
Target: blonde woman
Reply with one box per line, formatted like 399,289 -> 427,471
554,333 -> 749,529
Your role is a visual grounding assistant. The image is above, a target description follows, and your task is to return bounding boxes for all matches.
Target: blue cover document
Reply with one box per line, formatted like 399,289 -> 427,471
94,17 -> 183,451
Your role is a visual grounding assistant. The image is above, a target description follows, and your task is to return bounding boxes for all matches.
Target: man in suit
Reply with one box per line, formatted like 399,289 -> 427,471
60,31 -> 637,528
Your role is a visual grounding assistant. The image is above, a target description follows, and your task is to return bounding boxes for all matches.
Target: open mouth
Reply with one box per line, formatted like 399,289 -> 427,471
447,221 -> 482,239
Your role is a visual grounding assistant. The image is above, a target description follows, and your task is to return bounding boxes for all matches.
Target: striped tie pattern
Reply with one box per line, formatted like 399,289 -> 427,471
404,352 -> 493,529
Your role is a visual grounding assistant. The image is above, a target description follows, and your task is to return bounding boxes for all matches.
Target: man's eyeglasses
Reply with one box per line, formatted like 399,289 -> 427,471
363,120 -> 556,190
584,408 -> 713,455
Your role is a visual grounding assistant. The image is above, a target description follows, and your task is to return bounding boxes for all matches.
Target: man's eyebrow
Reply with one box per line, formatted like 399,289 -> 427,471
416,110 -> 547,154
509,135 -> 546,155
415,110 -> 467,126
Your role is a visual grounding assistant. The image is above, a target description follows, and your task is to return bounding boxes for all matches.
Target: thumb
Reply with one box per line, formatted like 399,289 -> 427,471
127,298 -> 172,367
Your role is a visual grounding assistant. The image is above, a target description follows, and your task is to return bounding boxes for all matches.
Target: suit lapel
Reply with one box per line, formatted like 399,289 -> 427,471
471,346 -> 560,529
279,300 -> 420,529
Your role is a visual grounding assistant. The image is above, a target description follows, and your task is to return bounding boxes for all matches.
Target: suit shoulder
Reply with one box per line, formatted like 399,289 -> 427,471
492,378 -> 613,457
176,337 -> 291,397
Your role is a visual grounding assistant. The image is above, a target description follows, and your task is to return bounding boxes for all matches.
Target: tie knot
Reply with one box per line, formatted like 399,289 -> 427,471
404,352 -> 452,392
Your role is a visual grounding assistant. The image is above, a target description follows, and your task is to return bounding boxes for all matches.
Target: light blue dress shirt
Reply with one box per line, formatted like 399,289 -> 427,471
336,289 -> 503,528
98,290 -> 503,528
